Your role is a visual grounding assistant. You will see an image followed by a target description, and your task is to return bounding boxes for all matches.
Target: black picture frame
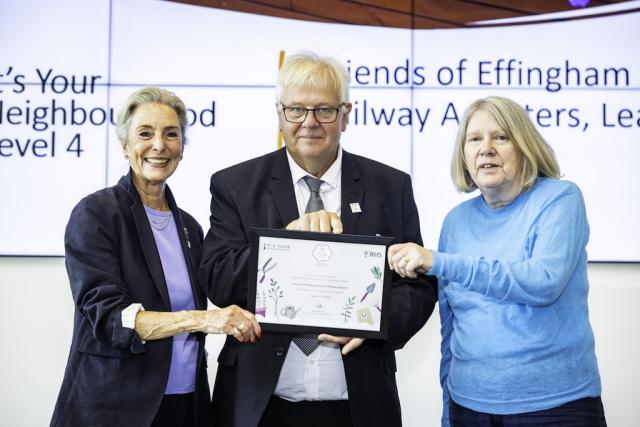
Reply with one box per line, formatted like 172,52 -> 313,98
248,227 -> 393,339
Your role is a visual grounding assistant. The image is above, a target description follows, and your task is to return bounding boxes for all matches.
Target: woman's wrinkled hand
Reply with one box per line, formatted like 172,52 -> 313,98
200,305 -> 261,343
388,243 -> 433,279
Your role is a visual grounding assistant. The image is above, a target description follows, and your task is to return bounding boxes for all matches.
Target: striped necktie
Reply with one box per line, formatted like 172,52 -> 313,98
292,175 -> 325,356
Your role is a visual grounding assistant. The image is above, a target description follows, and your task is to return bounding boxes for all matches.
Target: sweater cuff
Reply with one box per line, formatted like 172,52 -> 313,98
429,250 -> 444,277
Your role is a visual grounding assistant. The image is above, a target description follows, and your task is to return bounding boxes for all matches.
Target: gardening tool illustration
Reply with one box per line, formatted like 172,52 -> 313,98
259,257 -> 277,283
360,282 -> 376,302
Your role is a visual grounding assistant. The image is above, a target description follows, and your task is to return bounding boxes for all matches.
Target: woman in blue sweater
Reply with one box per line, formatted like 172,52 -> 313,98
389,96 -> 605,426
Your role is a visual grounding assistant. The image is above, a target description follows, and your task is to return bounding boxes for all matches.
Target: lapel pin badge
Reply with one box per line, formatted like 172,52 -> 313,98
350,202 -> 362,213
183,227 -> 191,249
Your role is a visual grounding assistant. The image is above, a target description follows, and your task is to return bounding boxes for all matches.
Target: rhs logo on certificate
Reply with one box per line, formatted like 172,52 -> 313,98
248,228 -> 392,339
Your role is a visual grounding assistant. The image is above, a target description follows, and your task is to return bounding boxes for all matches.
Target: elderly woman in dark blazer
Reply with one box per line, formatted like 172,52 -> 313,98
50,87 -> 261,427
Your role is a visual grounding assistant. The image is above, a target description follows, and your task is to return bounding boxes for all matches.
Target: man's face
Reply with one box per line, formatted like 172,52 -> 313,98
278,85 -> 351,176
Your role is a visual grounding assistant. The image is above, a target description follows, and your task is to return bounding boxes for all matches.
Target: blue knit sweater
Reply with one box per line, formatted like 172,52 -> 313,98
430,178 -> 601,426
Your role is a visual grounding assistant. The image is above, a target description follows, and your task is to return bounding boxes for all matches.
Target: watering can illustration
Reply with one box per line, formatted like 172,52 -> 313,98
280,305 -> 301,319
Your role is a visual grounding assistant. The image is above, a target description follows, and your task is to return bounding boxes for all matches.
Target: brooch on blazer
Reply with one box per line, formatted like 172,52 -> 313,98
183,227 -> 191,249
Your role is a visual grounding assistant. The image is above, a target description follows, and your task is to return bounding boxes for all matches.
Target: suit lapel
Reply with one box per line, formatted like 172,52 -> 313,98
268,149 -> 299,227
123,174 -> 172,310
341,151 -> 363,235
266,148 -> 363,232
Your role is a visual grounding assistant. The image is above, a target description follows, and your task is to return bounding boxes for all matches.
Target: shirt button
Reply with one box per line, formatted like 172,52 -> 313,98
275,346 -> 284,356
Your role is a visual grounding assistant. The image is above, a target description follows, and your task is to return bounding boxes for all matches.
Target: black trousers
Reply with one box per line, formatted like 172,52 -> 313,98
259,395 -> 353,427
150,392 -> 195,427
450,396 -> 607,427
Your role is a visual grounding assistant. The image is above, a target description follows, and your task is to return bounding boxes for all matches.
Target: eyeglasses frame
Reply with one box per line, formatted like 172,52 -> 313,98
278,103 -> 346,124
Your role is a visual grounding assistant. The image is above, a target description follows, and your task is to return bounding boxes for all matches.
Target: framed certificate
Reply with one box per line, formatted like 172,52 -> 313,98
248,228 -> 393,339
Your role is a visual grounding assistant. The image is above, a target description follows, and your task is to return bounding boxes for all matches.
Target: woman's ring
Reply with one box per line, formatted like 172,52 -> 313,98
237,323 -> 245,331
403,257 -> 410,264
231,327 -> 238,335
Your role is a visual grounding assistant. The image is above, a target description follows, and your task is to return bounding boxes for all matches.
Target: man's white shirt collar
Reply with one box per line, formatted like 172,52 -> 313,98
286,146 -> 342,190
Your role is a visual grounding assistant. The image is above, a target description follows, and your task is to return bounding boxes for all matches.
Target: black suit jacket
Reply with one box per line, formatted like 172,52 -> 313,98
200,148 -> 437,427
51,173 -> 211,427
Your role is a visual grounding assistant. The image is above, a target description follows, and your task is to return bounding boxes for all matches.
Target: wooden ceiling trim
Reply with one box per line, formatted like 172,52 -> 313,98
459,0 -> 532,15
169,0 -> 639,29
466,5 -> 640,27
477,0 -> 625,11
348,0 -> 413,14
343,0 -> 463,26
289,0 -> 413,27
176,0 -> 342,24
413,1 -> 524,24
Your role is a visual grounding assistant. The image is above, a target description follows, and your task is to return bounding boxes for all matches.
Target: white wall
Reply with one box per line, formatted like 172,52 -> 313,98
0,258 -> 637,426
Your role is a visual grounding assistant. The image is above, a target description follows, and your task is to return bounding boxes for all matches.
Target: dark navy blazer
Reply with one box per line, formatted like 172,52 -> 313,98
200,148 -> 438,427
51,173 -> 210,427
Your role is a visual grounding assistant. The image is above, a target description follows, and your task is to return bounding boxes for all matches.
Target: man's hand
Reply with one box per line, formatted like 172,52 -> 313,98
318,334 -> 365,355
286,210 -> 343,234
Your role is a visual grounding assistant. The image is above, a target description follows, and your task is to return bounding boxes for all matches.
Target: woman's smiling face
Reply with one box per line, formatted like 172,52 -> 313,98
123,102 -> 183,190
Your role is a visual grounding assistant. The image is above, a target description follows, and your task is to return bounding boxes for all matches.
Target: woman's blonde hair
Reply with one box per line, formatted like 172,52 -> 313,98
451,96 -> 561,193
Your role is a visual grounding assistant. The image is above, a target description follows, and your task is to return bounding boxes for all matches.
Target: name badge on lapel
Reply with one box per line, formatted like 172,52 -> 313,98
350,203 -> 362,213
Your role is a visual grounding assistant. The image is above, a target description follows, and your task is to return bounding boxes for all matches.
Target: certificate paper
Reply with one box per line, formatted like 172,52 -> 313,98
248,228 -> 392,339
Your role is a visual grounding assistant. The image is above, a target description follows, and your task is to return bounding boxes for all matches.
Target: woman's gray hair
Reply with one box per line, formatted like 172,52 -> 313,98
116,86 -> 188,146
276,52 -> 350,105
451,96 -> 561,193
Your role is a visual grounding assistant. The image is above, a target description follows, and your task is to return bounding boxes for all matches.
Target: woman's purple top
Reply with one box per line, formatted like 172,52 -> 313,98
145,206 -> 198,395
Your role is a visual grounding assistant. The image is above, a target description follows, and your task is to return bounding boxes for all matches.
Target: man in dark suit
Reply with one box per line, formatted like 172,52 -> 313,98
199,52 -> 437,427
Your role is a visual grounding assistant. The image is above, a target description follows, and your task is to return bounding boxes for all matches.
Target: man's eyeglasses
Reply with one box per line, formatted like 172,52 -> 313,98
280,104 -> 344,123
